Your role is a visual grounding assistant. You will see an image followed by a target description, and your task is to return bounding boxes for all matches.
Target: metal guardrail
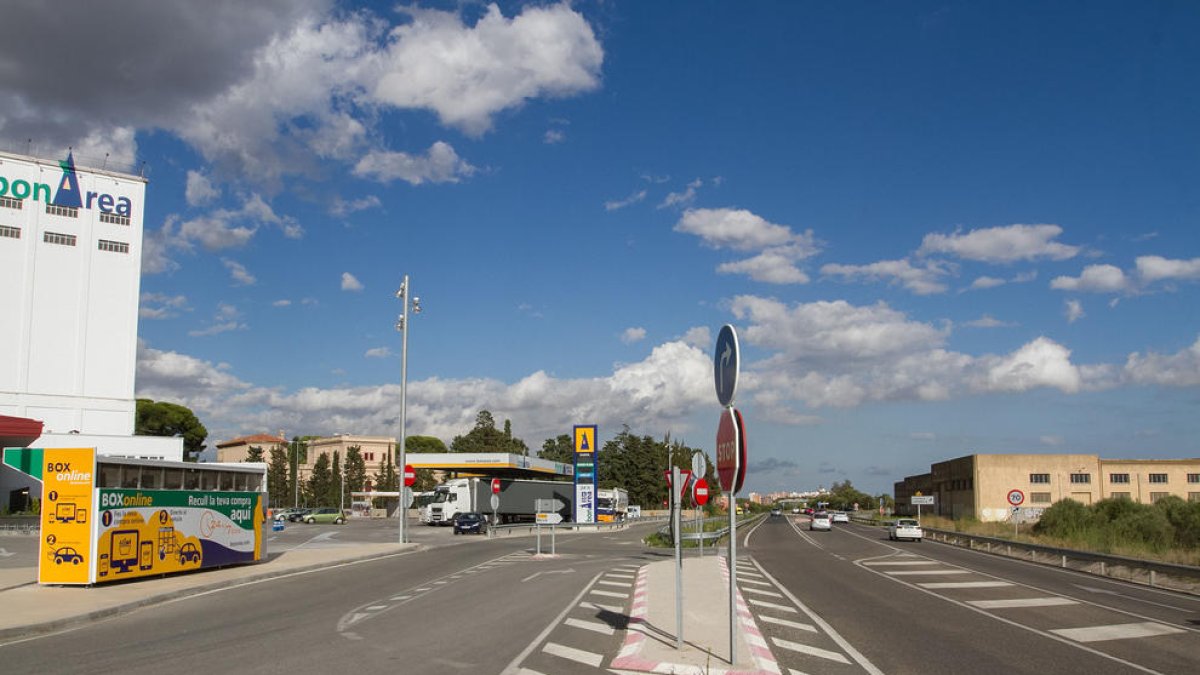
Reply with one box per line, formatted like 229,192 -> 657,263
656,514 -> 765,543
918,527 -> 1200,595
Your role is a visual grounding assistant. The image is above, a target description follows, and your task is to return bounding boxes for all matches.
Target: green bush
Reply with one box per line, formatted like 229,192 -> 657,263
1154,496 -> 1200,549
1033,498 -> 1092,538
1108,507 -> 1173,552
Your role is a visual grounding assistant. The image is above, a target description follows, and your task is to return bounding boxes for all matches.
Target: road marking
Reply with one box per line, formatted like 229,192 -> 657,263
501,572 -> 605,675
414,587 -> 432,592
1050,622 -> 1185,643
565,617 -> 615,635
366,605 -> 387,611
747,598 -> 799,613
739,577 -> 773,586
918,581 -> 1012,589
516,669 -> 547,675
886,569 -> 970,576
590,589 -> 628,598
1073,585 -> 1197,613
741,586 -> 784,598
863,560 -> 937,566
390,595 -> 411,601
542,642 -> 603,667
598,580 -> 629,587
771,637 -> 851,664
759,615 -> 817,633
968,598 -> 1078,609
607,573 -> 636,580
580,601 -> 623,613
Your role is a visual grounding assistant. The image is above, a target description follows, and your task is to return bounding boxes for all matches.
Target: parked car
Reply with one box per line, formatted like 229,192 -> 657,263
888,518 -> 923,542
274,508 -> 301,522
453,512 -> 488,535
810,511 -> 832,531
304,508 -> 346,524
831,511 -> 850,523
287,508 -> 312,522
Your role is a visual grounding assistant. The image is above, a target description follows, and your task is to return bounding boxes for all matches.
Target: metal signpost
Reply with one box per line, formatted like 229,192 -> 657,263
1007,489 -> 1025,537
490,478 -> 501,533
694,478 -> 709,558
673,466 -> 683,649
535,498 -> 565,555
395,275 -> 421,545
911,493 -> 934,521
714,323 -> 742,665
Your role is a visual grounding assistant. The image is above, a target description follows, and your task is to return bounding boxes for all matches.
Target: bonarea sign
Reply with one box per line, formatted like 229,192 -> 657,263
0,152 -> 137,217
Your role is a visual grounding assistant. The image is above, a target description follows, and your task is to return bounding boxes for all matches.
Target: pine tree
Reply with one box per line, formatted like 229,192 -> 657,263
327,451 -> 343,509
245,445 -> 265,463
307,452 -> 333,506
267,445 -> 291,509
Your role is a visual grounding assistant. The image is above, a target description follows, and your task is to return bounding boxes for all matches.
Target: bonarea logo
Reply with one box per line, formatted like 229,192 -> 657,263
0,152 -> 134,217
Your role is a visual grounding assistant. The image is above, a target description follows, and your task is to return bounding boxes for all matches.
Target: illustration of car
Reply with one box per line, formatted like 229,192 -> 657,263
178,542 -> 201,564
54,547 -> 84,565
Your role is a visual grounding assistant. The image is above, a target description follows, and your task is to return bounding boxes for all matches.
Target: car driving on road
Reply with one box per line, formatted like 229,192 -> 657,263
304,508 -> 346,524
888,518 -> 923,542
453,512 -> 488,535
810,511 -> 832,531
831,511 -> 850,523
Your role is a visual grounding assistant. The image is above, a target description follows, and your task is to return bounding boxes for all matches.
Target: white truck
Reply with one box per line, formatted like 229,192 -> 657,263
425,478 -> 573,525
596,487 -> 629,522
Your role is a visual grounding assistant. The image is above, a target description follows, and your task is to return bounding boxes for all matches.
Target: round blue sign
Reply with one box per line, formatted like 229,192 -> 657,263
714,324 -> 740,407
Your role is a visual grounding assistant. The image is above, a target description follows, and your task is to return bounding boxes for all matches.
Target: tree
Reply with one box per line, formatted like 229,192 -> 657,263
135,398 -> 207,462
344,446 -> 367,497
267,445 -> 291,511
539,434 -> 574,464
450,410 -> 528,455
245,445 -> 264,463
327,451 -> 343,508
307,452 -> 333,507
373,448 -> 399,509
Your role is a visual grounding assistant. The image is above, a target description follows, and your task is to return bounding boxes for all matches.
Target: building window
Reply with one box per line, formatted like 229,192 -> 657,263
1069,473 -> 1091,484
1030,492 -> 1052,504
99,211 -> 130,226
1149,492 -> 1168,504
1189,492 -> 1200,503
1148,473 -> 1168,484
46,203 -> 79,218
1110,492 -> 1131,500
43,231 -> 77,246
0,195 -> 22,210
1030,473 -> 1050,484
0,225 -> 19,239
1188,473 -> 1200,484
97,239 -> 129,254
1109,473 -> 1130,484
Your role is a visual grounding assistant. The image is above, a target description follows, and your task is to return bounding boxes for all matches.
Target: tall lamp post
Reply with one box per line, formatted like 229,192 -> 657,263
396,275 -> 421,544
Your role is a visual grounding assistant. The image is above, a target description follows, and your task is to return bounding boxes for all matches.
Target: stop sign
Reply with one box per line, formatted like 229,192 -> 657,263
491,478 -> 501,494
403,464 -> 415,487
694,478 -> 709,506
716,408 -> 746,494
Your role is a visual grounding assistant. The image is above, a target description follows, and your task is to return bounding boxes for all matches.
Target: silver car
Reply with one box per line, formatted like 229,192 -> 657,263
888,518 -> 923,542
810,511 -> 832,531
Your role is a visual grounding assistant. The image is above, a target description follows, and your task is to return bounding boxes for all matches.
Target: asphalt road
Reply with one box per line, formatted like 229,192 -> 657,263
2,516 -> 1198,674
741,515 -> 1200,674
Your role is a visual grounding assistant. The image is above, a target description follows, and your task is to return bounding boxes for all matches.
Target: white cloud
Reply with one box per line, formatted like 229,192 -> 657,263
976,337 -> 1082,394
1065,299 -> 1084,323
185,171 -> 219,206
918,224 -> 1080,263
1050,264 -> 1130,293
1123,336 -> 1200,387
341,272 -> 364,292
144,195 -> 304,275
372,3 -> 603,136
604,189 -> 647,211
821,258 -> 950,295
329,195 -> 382,217
222,258 -> 256,286
1136,255 -> 1200,283
544,129 -> 566,144
659,179 -> 702,209
718,247 -> 811,284
680,327 -> 711,349
273,299 -> 292,307
968,276 -> 1006,290
1040,435 -> 1064,447
139,293 -> 189,320
365,347 -> 392,359
966,315 -> 1013,328
676,208 -> 797,251
621,327 -> 647,344
353,141 -> 476,185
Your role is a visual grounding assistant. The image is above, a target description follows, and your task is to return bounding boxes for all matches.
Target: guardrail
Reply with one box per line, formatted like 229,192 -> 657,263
487,519 -> 635,537
0,519 -> 38,536
656,514 -> 766,543
920,527 -> 1200,595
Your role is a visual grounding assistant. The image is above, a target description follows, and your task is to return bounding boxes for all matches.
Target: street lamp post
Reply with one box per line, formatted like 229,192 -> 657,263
396,275 -> 421,544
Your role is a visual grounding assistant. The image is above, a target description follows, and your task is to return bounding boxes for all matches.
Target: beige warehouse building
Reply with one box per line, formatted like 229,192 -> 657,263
896,454 -> 1200,522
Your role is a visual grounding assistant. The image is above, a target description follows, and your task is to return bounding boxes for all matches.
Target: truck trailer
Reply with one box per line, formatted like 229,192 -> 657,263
425,478 -> 573,525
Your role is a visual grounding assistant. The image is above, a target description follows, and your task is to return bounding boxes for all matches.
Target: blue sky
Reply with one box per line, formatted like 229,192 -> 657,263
5,1 -> 1198,496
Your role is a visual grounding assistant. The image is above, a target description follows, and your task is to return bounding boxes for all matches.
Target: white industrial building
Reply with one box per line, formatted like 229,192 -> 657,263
0,149 -> 180,512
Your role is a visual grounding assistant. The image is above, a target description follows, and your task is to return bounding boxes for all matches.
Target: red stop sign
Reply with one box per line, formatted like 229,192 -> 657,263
716,408 -> 746,493
693,478 -> 709,506
491,478 -> 501,494
403,464 -> 415,487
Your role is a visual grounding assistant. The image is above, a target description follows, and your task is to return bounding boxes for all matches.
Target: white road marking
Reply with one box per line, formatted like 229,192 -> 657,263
747,598 -> 799,613
542,642 -> 603,667
390,595 -> 411,601
886,569 -> 970,576
366,605 -> 387,611
759,615 -> 818,633
607,573 -> 636,580
565,617 -> 615,635
918,581 -> 1012,589
580,601 -> 623,613
590,589 -> 628,598
863,560 -> 937,566
771,637 -> 851,664
741,586 -> 784,598
1050,622 -> 1186,643
516,669 -> 547,675
598,580 -> 629,587
968,598 -> 1078,609
739,577 -> 773,586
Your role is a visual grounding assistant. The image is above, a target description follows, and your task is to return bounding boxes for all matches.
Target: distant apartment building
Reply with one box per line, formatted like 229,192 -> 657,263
895,454 -> 1200,521
215,434 -> 287,463
213,433 -> 400,491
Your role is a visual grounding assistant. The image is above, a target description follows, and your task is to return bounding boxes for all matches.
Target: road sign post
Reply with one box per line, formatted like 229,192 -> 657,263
713,323 -> 742,666
694,478 -> 709,557
672,465 -> 683,649
1007,489 -> 1025,537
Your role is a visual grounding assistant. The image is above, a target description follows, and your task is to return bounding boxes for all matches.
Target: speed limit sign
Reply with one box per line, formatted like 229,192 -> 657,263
1007,489 -> 1025,506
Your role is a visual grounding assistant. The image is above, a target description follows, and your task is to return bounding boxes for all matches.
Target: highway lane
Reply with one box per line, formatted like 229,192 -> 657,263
741,514 -> 1199,674
0,522 -> 664,675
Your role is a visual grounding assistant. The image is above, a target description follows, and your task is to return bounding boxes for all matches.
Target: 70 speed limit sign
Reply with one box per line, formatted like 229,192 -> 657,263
1007,489 -> 1025,506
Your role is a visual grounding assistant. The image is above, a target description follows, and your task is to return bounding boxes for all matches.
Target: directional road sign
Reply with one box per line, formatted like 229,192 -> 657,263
536,512 -> 563,524
714,324 -> 740,407
536,498 -> 566,513
691,451 -> 707,479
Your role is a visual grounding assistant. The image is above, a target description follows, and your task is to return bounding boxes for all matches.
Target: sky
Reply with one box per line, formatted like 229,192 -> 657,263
3,1 -> 1198,497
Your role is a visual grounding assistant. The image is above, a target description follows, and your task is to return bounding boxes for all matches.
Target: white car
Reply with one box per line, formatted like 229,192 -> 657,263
810,511 -> 832,531
888,518 -> 923,542
831,511 -> 850,524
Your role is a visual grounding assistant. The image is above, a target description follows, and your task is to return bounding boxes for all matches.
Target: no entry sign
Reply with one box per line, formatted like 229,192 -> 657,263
693,478 -> 709,506
403,464 -> 415,487
491,478 -> 501,494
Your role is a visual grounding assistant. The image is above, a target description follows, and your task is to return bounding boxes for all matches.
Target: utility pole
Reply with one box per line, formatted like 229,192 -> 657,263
396,275 -> 421,544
